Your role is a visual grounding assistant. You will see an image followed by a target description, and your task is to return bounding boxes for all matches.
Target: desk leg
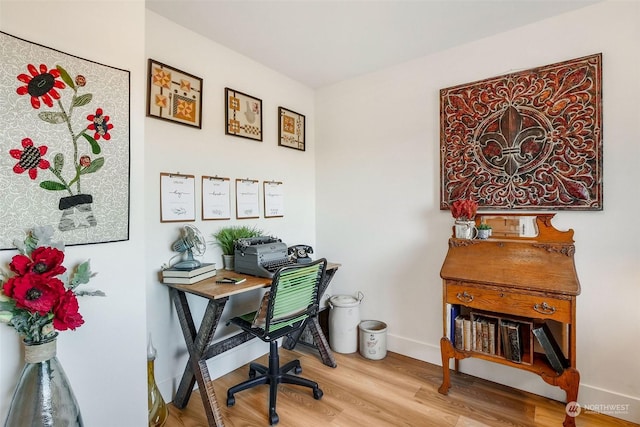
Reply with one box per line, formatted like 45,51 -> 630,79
283,267 -> 338,368
170,288 -> 227,427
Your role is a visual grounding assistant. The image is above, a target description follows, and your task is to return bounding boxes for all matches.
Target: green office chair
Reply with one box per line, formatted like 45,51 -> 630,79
226,258 -> 327,425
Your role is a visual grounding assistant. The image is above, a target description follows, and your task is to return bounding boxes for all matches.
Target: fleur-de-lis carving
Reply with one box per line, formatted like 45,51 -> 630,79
478,106 -> 546,176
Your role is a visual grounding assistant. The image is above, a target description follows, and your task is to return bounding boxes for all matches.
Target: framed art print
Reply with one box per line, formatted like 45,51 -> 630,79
278,107 -> 305,151
0,31 -> 130,249
147,59 -> 202,128
225,88 -> 262,141
440,53 -> 602,211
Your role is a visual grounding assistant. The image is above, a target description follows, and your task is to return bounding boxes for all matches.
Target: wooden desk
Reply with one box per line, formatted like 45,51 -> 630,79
439,215 -> 580,427
165,262 -> 340,427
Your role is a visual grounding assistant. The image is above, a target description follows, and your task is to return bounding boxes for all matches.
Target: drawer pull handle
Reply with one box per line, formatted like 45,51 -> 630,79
533,302 -> 556,315
456,291 -> 474,303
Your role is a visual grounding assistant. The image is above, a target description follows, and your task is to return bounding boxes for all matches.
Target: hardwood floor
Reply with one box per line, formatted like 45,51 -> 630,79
165,346 -> 637,427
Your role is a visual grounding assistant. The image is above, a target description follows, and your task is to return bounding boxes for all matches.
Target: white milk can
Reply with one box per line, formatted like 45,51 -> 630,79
328,292 -> 364,354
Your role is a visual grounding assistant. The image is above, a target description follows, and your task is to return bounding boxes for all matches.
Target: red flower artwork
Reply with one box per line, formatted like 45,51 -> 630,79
9,138 -> 50,180
10,63 -> 112,201
87,108 -> 113,141
16,63 -> 66,109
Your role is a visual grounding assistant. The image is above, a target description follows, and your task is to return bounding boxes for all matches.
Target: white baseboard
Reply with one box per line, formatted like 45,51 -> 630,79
387,333 -> 640,424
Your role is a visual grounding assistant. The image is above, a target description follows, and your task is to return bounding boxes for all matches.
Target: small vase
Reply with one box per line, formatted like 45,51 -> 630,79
454,220 -> 478,239
222,254 -> 234,271
4,336 -> 83,427
147,336 -> 168,427
58,194 -> 97,232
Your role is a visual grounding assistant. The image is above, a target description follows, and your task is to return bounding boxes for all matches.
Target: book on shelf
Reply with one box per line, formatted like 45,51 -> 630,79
162,269 -> 217,285
215,276 -> 247,284
501,321 -> 522,363
454,316 -> 464,350
162,263 -> 216,278
468,312 -> 498,355
488,321 -> 496,355
533,323 -> 569,374
463,318 -> 471,351
449,305 -> 460,343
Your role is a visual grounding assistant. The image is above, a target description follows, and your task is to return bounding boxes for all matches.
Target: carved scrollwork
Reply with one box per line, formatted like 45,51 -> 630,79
533,243 -> 575,257
449,239 -> 478,248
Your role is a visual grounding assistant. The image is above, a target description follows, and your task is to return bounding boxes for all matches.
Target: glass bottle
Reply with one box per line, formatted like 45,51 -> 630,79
147,334 -> 168,427
4,335 -> 83,427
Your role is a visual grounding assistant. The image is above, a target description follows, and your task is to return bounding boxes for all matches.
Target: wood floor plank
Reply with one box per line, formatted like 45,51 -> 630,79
164,347 -> 639,427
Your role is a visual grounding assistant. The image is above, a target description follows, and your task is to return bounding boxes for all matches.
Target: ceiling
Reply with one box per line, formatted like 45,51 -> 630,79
146,0 -> 599,89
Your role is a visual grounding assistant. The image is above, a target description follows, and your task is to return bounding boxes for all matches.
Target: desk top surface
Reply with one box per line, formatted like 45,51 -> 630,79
164,262 -> 340,300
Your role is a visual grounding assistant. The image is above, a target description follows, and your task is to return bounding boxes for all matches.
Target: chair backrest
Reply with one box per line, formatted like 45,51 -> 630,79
262,258 -> 327,339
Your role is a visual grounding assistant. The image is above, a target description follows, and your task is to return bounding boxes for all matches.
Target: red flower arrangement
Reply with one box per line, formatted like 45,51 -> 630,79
450,199 -> 478,221
0,226 -> 102,344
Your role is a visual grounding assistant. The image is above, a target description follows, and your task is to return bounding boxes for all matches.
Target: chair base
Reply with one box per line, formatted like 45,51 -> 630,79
227,340 -> 323,425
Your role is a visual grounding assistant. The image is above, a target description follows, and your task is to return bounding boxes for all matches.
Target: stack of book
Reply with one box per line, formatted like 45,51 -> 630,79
162,263 -> 217,284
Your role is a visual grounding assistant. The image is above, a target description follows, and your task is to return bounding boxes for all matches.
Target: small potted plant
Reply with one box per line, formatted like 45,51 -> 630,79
477,223 -> 492,239
211,225 -> 263,270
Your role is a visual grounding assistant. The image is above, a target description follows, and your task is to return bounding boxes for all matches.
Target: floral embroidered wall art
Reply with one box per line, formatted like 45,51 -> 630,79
0,32 -> 130,249
440,54 -> 602,211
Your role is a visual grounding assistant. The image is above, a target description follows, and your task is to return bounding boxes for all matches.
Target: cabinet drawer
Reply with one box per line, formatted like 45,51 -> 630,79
446,283 -> 572,323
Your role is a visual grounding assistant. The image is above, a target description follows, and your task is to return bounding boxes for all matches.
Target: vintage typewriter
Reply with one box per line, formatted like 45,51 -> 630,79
234,236 -> 297,278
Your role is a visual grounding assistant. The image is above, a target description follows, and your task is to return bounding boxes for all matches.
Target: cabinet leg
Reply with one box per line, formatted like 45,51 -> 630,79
438,337 -> 459,395
541,367 -> 580,427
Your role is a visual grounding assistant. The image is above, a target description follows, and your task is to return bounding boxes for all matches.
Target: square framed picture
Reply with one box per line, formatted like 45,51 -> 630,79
147,59 -> 203,128
278,107 -> 305,151
225,88 -> 262,141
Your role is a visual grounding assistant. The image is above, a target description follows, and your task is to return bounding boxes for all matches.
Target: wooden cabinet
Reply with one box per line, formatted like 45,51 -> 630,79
439,214 -> 580,427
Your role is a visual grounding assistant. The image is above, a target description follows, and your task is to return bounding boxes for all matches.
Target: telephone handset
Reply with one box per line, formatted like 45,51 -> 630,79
288,245 -> 313,263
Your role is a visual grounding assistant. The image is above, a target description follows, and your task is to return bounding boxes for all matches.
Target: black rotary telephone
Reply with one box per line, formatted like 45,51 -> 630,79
288,245 -> 313,263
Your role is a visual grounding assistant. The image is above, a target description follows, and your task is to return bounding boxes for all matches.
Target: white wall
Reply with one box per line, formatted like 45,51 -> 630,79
0,1 -> 148,426
144,11 -> 318,399
316,1 -> 640,423
2,1 -> 638,425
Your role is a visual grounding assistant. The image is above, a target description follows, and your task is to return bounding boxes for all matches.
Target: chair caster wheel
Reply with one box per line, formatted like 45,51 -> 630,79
269,412 -> 279,425
249,368 -> 256,379
294,366 -> 302,375
313,388 -> 323,400
227,395 -> 235,407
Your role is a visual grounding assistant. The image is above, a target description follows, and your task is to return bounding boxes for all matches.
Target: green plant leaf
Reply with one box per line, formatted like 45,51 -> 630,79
82,133 -> 101,155
38,111 -> 67,124
75,290 -> 106,297
69,260 -> 96,288
73,93 -> 93,107
53,152 -> 64,173
57,65 -> 74,90
40,181 -> 67,191
80,157 -> 104,175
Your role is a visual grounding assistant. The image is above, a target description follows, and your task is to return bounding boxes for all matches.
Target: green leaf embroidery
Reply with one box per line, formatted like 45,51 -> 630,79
56,65 -> 75,90
38,111 -> 67,124
39,181 -> 67,191
82,133 -> 101,155
80,157 -> 104,175
73,93 -> 92,107
53,153 -> 64,173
